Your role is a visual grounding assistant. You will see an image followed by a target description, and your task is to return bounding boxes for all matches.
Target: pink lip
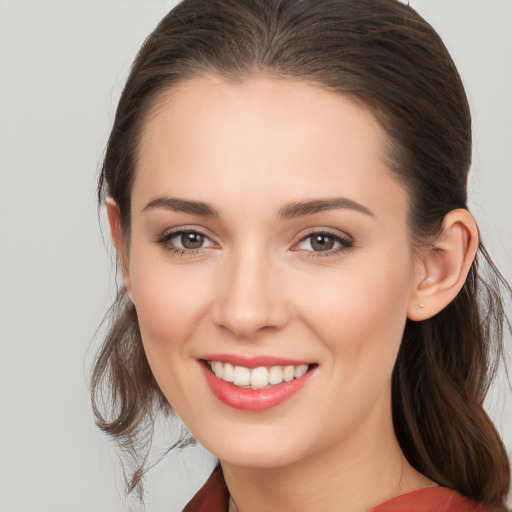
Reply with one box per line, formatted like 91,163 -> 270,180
200,353 -> 312,368
199,360 -> 316,412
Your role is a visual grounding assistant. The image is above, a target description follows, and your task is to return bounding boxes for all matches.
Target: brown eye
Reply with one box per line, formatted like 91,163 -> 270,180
181,232 -> 205,249
310,234 -> 335,251
156,229 -> 215,253
294,231 -> 354,255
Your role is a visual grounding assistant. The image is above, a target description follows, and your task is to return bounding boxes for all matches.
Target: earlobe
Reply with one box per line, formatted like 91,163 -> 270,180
106,197 -> 132,296
407,209 -> 479,321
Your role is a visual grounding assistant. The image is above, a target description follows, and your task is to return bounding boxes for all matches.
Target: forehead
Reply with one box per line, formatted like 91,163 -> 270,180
140,74 -> 386,163
133,75 -> 408,223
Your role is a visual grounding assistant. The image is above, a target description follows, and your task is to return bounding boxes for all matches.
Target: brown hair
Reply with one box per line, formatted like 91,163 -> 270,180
91,0 -> 511,506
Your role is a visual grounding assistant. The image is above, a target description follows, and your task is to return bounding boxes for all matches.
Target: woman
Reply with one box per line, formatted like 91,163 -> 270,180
91,0 -> 511,510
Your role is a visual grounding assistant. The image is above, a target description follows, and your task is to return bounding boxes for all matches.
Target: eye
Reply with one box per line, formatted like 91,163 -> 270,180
155,228 -> 216,255
174,231 -> 210,250
294,231 -> 354,255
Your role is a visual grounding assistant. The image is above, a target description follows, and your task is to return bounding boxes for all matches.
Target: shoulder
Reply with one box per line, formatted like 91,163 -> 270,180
369,486 -> 502,512
184,469 -> 505,512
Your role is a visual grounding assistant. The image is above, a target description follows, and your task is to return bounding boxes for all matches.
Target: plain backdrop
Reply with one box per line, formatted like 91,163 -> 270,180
0,1 -> 511,511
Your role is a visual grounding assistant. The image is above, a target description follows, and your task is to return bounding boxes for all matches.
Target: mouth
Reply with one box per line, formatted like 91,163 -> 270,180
205,360 -> 311,389
199,357 -> 317,411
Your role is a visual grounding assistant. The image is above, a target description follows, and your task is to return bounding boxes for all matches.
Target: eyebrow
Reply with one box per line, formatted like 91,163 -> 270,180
142,196 -> 374,219
279,197 -> 374,219
142,197 -> 220,217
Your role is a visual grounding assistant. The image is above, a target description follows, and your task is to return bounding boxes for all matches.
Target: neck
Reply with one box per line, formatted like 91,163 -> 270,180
221,400 -> 434,512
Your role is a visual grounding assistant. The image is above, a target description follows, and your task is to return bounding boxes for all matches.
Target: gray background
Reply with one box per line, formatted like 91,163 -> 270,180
0,1 -> 510,511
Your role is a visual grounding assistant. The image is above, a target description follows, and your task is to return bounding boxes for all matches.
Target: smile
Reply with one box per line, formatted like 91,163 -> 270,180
199,357 -> 316,411
207,360 -> 309,389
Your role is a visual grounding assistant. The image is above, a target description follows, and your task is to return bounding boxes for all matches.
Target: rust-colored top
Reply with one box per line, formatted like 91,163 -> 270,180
183,465 -> 495,512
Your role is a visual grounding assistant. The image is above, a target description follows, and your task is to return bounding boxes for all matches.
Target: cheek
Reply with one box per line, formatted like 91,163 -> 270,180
127,248 -> 212,353
127,255 -> 215,409
297,248 -> 413,369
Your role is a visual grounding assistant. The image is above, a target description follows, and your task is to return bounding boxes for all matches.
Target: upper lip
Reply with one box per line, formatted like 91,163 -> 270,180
200,353 -> 314,368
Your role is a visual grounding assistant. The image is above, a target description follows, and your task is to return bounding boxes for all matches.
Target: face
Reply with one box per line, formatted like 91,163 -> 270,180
124,75 -> 420,468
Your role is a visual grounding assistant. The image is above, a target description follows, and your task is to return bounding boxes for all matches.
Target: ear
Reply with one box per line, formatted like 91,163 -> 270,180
407,209 -> 479,321
106,197 -> 132,299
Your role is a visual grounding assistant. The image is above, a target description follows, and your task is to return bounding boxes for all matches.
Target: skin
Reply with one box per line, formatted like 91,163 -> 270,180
108,75 -> 478,512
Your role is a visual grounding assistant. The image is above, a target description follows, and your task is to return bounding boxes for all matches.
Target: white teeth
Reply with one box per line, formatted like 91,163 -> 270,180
282,365 -> 295,382
294,364 -> 308,378
233,366 -> 251,386
213,361 -> 223,378
268,366 -> 284,385
223,363 -> 235,382
250,367 -> 269,388
208,361 -> 310,388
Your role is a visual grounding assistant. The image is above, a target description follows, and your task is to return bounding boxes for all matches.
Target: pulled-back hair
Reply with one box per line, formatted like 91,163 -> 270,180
91,0 -> 511,506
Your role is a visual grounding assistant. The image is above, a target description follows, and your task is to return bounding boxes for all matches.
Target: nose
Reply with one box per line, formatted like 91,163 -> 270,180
211,247 -> 291,339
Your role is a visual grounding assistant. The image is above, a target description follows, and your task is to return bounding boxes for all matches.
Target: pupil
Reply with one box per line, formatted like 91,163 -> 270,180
182,232 -> 204,249
311,234 -> 334,251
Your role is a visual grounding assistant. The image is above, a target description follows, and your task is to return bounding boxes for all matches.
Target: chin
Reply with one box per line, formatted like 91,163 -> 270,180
193,422 -> 313,469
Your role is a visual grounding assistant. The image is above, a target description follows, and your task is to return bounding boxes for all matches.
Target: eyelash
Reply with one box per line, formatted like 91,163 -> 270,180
155,228 -> 215,257
154,228 -> 355,258
293,229 -> 355,258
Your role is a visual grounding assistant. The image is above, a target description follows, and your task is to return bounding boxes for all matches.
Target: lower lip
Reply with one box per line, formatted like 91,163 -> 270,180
199,362 -> 315,412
